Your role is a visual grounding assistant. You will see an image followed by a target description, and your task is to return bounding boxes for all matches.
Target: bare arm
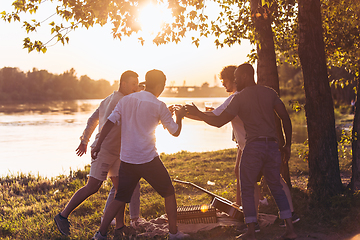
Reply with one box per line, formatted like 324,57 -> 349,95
186,111 -> 215,121
274,101 -> 292,161
90,120 -> 115,159
171,106 -> 186,137
185,104 -> 234,128
76,143 -> 87,157
168,104 -> 182,116
235,147 -> 242,205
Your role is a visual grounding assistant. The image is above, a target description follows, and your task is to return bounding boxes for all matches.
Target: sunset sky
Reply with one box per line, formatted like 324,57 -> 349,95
0,0 -> 253,86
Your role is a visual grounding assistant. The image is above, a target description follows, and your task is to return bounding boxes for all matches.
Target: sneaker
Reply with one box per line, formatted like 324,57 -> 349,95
254,223 -> 260,233
101,216 -> 116,226
236,222 -> 260,233
291,212 -> 300,223
259,197 -> 268,206
279,212 -> 300,227
169,230 -> 190,240
249,223 -> 261,233
54,213 -> 70,236
91,231 -> 107,240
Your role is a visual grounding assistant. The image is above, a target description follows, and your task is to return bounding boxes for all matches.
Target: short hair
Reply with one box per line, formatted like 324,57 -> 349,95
235,63 -> 254,79
120,70 -> 139,85
145,69 -> 166,88
220,65 -> 237,82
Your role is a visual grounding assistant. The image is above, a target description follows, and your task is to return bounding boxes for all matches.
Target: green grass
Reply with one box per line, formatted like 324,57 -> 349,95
0,147 -> 359,239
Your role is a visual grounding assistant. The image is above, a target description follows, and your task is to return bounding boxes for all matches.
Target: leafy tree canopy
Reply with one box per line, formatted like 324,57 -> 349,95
322,0 -> 360,79
1,0 -> 358,78
1,0 -> 296,55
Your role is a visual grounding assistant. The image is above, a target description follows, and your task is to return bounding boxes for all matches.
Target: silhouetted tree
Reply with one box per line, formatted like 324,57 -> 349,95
0,67 -> 115,102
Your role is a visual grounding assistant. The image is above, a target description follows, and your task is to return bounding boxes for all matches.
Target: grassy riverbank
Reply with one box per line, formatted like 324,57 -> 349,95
1,147 -> 359,239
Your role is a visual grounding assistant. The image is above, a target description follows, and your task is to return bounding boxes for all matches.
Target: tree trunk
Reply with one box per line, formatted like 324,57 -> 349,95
250,0 -> 291,188
350,63 -> 360,191
298,0 -> 343,199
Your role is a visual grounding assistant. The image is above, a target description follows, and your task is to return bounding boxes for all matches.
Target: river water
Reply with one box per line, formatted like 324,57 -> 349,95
0,97 -> 307,178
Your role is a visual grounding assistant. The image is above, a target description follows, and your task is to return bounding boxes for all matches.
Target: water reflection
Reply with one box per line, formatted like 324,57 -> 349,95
1,99 -> 310,143
1,99 -> 235,177
0,98 -> 312,177
0,100 -> 98,115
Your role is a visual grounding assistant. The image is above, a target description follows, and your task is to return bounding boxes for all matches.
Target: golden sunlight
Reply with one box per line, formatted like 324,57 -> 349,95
200,204 -> 209,213
350,234 -> 360,240
138,3 -> 173,37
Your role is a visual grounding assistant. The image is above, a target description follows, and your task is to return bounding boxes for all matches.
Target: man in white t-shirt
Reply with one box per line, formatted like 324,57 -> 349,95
211,66 -> 246,206
186,65 -> 246,206
90,70 -> 189,240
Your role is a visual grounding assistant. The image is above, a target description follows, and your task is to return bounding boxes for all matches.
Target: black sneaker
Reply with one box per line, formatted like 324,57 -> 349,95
54,213 -> 70,236
236,223 -> 260,239
279,212 -> 300,227
254,223 -> 261,233
236,222 -> 260,233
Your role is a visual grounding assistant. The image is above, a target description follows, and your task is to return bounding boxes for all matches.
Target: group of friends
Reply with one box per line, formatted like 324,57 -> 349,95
54,63 -> 299,240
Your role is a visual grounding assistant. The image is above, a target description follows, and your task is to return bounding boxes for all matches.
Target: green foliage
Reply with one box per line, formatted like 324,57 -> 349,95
322,0 -> 360,77
291,123 -> 353,177
278,55 -> 356,109
0,167 -> 108,239
0,148 -> 358,239
0,0 -> 294,58
1,0 -> 211,51
0,0 -> 358,88
337,129 -> 353,172
1,0 -> 358,90
0,67 -> 118,103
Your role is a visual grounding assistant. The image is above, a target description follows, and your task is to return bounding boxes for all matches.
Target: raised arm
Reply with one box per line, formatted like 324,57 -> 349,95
90,119 -> 115,159
185,104 -> 234,128
171,106 -> 186,137
186,111 -> 216,121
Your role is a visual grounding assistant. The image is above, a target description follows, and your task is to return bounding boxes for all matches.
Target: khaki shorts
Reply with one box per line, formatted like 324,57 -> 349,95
89,148 -> 120,181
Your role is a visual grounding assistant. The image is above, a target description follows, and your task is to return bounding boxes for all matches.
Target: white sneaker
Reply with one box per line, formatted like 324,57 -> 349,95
169,231 -> 190,240
259,197 -> 268,206
101,216 -> 116,226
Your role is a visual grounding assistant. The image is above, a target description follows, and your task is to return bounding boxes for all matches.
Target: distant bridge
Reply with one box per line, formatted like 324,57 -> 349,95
165,86 -> 199,93
162,86 -> 227,97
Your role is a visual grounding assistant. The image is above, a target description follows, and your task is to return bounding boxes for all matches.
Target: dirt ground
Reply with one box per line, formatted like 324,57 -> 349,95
187,221 -> 360,240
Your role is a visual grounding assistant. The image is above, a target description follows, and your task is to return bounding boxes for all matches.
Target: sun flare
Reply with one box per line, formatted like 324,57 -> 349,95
138,3 -> 173,37
200,204 -> 209,213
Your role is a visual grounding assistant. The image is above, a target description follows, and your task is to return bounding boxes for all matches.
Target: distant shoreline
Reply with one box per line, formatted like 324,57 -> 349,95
161,85 -> 228,98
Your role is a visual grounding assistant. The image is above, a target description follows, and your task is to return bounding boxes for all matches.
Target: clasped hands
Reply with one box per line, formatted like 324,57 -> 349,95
168,103 -> 200,118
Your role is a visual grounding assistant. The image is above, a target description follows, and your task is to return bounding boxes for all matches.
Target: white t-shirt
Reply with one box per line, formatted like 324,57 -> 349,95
108,91 -> 179,164
212,92 -> 246,150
